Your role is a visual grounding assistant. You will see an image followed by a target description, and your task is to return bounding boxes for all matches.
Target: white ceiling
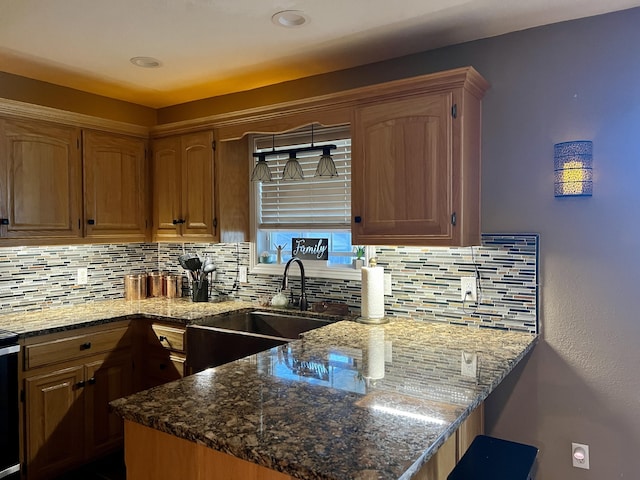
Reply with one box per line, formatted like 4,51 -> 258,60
0,0 -> 638,108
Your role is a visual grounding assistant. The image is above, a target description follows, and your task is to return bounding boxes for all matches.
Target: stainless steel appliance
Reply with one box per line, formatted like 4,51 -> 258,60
0,328 -> 20,479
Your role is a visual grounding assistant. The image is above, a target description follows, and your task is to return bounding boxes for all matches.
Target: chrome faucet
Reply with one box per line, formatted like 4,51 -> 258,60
282,258 -> 308,311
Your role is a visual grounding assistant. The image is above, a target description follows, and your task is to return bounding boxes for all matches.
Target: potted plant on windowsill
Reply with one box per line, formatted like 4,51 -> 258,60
353,246 -> 366,269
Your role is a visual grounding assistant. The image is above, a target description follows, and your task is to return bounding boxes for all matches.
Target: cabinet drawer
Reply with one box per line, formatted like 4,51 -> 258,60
25,326 -> 130,370
145,351 -> 186,387
148,324 -> 186,352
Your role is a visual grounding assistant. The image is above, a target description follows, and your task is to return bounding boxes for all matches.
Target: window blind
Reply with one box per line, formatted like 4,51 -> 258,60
255,130 -> 351,230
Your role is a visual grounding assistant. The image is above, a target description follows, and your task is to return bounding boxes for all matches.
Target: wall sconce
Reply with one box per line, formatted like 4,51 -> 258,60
554,140 -> 593,197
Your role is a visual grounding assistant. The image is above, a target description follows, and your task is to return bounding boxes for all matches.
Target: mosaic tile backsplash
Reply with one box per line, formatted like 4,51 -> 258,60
0,234 -> 538,333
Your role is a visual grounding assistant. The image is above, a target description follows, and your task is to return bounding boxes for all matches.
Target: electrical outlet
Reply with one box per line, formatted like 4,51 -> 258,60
77,267 -> 88,285
460,276 -> 477,301
384,273 -> 392,295
461,352 -> 478,378
572,443 -> 590,469
239,266 -> 248,283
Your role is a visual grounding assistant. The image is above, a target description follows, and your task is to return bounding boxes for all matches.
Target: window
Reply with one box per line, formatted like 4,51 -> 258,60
251,125 -> 360,280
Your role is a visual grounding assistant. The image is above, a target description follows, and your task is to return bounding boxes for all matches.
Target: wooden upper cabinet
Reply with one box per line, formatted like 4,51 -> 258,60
152,131 -> 217,241
0,118 -> 82,240
83,130 -> 148,241
352,68 -> 487,246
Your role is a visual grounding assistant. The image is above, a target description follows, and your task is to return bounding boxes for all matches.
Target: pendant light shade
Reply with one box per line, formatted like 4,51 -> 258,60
315,147 -> 339,177
250,154 -> 272,182
282,152 -> 304,180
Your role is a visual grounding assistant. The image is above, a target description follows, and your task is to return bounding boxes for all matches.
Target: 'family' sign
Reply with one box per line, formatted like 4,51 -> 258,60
291,238 -> 329,261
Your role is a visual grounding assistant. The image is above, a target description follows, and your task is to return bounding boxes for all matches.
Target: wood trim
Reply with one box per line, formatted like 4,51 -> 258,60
151,67 -> 488,140
125,421 -> 292,480
0,97 -> 150,137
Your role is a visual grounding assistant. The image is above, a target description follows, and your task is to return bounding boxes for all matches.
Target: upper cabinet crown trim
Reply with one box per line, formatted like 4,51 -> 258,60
0,97 -> 149,138
152,67 -> 489,140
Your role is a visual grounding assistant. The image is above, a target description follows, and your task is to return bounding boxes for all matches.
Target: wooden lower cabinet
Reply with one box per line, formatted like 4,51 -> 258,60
24,364 -> 85,479
84,353 -> 134,458
125,421 -> 292,480
124,404 -> 484,480
414,403 -> 484,480
21,323 -> 134,480
140,320 -> 187,389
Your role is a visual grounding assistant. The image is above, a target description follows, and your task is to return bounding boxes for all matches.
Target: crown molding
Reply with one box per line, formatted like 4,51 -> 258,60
0,97 -> 149,137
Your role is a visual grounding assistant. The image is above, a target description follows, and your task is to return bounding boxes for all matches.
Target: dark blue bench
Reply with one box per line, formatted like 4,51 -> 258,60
447,435 -> 538,480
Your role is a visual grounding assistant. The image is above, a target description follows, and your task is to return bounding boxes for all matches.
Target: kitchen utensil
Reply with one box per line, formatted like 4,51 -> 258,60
178,253 -> 192,269
202,262 -> 216,275
185,256 -> 202,272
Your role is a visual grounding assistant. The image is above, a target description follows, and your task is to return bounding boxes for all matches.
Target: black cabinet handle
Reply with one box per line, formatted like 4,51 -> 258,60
80,342 -> 92,351
76,380 -> 86,389
87,219 -> 95,225
354,216 -> 362,223
87,377 -> 96,385
0,218 -> 8,225
159,335 -> 168,342
172,219 -> 185,225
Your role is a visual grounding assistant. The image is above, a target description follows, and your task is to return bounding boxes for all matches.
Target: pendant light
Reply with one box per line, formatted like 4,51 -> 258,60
251,135 -> 275,182
251,126 -> 338,182
315,146 -> 339,177
282,151 -> 304,180
250,153 -> 272,182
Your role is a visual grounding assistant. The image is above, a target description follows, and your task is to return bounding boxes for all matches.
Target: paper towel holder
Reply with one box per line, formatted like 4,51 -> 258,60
357,316 -> 389,325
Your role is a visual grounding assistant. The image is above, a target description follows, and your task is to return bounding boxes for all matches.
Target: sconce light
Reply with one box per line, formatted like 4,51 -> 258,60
554,140 -> 593,197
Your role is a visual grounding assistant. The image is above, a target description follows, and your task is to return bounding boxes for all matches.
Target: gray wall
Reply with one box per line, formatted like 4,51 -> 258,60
399,9 -> 640,479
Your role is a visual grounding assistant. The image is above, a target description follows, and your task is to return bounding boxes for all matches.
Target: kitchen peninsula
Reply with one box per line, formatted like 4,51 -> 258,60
111,316 -> 536,480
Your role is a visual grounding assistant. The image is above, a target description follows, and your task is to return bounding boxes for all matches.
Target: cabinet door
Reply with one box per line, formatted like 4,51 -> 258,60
83,130 -> 147,240
0,118 -> 82,240
181,131 -> 216,239
144,350 -> 186,389
352,92 -> 454,245
84,353 -> 134,459
152,135 -> 182,238
24,364 -> 85,480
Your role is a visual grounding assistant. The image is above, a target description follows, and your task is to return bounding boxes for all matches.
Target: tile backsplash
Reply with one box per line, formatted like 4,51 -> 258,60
0,234 -> 538,333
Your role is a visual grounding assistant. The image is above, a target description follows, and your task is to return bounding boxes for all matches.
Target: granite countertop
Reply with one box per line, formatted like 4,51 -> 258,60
111,318 -> 537,480
0,297 -> 258,337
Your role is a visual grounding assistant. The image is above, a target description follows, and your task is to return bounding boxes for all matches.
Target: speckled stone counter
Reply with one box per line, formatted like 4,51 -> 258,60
0,297 -> 257,337
111,318 -> 537,480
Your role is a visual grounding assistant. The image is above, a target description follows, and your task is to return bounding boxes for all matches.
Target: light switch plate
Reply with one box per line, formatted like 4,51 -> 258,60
239,266 -> 248,283
77,267 -> 88,285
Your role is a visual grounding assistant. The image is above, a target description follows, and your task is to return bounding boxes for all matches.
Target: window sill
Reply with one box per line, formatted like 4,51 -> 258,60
250,262 -> 363,281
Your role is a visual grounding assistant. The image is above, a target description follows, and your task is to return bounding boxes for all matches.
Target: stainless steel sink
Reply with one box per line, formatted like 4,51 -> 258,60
186,311 -> 333,374
196,310 -> 332,339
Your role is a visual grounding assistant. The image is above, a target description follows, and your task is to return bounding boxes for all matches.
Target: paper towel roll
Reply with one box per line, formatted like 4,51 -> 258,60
365,326 -> 385,380
361,266 -> 385,319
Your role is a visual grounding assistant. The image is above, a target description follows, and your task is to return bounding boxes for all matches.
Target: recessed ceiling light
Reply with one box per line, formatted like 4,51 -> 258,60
130,56 -> 162,68
271,10 -> 309,28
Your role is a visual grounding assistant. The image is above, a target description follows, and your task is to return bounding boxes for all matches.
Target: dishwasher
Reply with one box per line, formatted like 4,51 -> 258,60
0,328 -> 20,479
